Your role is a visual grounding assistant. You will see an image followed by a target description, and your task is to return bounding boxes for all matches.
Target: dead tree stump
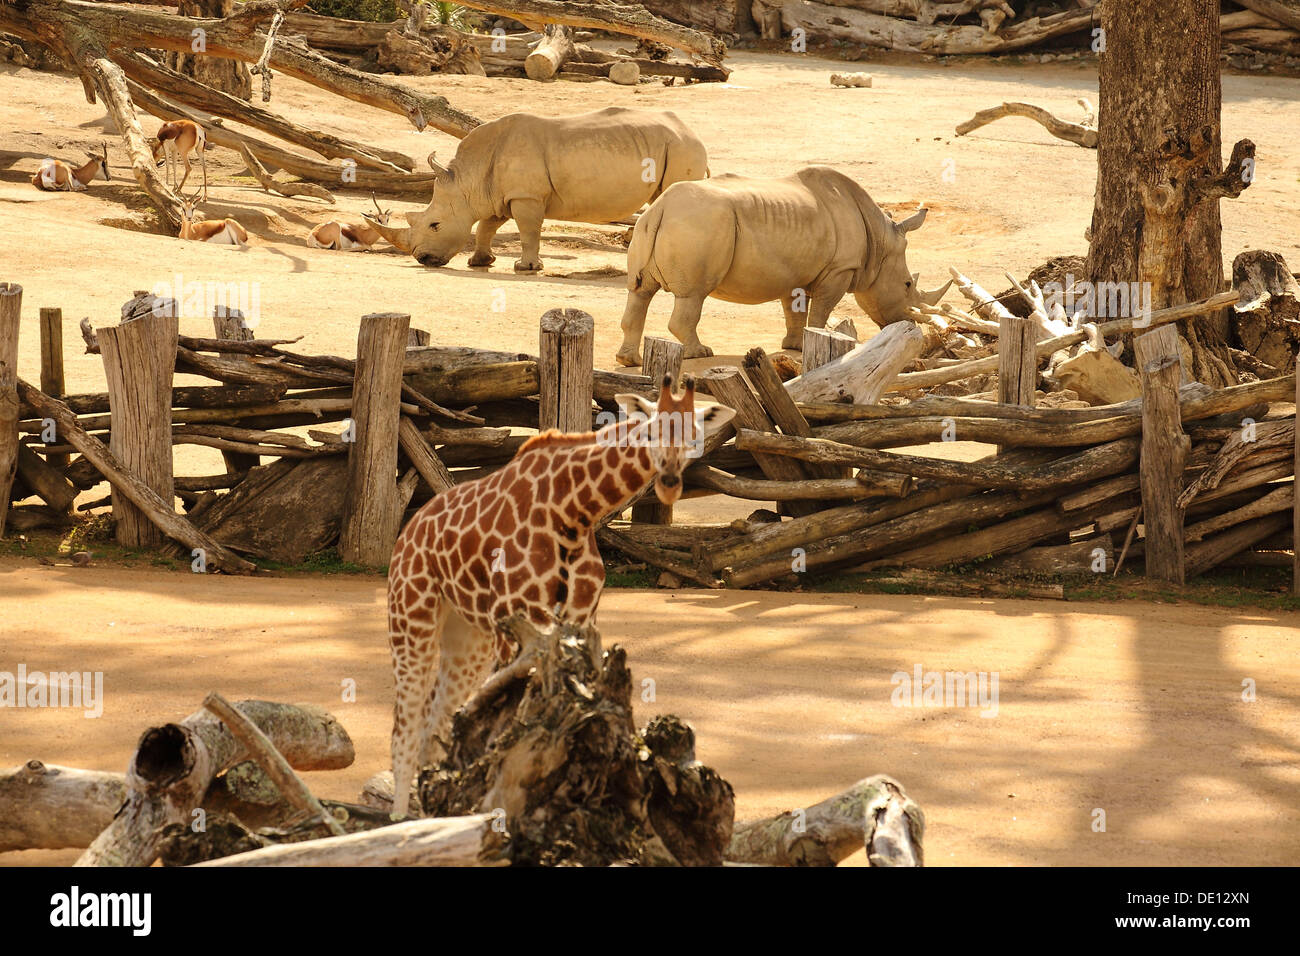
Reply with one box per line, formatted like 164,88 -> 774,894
166,0 -> 252,100
419,616 -> 735,866
99,305 -> 179,548
538,309 -> 594,434
0,283 -> 20,538
340,311 -> 410,567
1232,250 -> 1300,375
802,326 -> 856,372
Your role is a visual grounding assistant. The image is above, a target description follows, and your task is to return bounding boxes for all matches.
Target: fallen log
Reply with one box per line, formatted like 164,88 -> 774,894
525,22 -> 575,80
0,761 -> 128,853
684,463 -> 910,501
784,321 -> 924,405
1184,482 -> 1293,543
597,525 -> 719,587
989,534 -> 1114,576
726,775 -> 923,867
77,699 -> 354,866
194,813 -> 507,866
956,101 -> 1097,148
17,381 -> 257,573
734,429 -> 1141,491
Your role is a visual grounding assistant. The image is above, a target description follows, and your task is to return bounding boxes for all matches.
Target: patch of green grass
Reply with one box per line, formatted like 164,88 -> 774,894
604,567 -> 657,589
254,549 -> 381,575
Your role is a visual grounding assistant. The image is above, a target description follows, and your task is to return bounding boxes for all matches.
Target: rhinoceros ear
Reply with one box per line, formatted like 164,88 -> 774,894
896,207 -> 929,233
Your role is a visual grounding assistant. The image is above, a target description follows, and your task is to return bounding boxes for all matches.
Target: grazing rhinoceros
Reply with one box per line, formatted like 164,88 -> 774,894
371,107 -> 708,272
615,166 -> 950,366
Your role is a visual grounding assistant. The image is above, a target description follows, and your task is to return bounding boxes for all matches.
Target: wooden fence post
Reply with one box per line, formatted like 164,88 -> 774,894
340,311 -> 409,567
997,313 -> 1037,454
642,336 -> 683,389
213,306 -> 259,473
1294,348 -> 1299,595
39,307 -> 67,471
802,327 -> 855,373
632,336 -> 684,525
538,309 -> 594,434
99,304 -> 179,548
0,283 -> 21,538
1139,352 -> 1190,583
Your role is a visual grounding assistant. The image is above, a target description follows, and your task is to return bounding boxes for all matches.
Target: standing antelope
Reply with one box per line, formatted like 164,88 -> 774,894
179,192 -> 248,246
309,194 -> 400,251
152,120 -> 209,200
31,143 -> 109,191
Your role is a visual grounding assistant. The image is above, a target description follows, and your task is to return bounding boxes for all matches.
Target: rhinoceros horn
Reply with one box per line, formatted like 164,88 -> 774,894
896,207 -> 929,233
364,210 -> 412,253
912,272 -> 952,305
427,150 -> 449,177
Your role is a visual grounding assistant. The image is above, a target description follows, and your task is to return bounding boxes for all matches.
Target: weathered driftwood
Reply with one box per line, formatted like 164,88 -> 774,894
0,761 -> 128,853
1178,418 -> 1294,506
726,774 -> 923,867
1184,513 -> 1292,578
735,429 -> 1140,491
194,813 -> 507,866
598,526 -> 719,587
15,444 -> 77,513
201,692 -> 344,837
684,464 -> 909,501
0,283 -> 21,536
18,381 -> 257,573
398,416 -> 454,496
1184,483 -> 1293,543
989,535 -> 1115,576
956,101 -> 1098,148
77,699 -> 354,867
889,291 -> 1239,392
744,347 -> 846,480
803,327 -> 857,372
784,321 -> 924,405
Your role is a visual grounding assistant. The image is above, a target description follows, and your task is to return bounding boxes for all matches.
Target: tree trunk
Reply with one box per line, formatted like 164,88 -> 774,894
166,0 -> 251,100
1087,0 -> 1254,388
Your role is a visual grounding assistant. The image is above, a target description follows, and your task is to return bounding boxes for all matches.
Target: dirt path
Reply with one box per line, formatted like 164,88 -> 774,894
3,559 -> 1298,866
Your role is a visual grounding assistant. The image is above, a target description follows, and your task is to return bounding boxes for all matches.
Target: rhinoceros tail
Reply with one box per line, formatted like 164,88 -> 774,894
626,200 -> 667,293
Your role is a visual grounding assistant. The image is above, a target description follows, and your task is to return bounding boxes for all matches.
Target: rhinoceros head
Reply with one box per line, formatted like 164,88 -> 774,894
405,170 -> 476,268
853,207 -> 951,325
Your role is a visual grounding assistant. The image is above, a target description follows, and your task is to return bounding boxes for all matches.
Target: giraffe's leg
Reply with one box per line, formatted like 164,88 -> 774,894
389,598 -> 446,819
426,610 -> 497,757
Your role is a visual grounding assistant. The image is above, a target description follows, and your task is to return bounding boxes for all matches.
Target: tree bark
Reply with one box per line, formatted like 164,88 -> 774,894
166,0 -> 251,100
1087,0 -> 1254,388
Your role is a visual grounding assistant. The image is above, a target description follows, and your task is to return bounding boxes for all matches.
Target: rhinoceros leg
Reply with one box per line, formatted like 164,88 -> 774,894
617,280 -> 660,367
806,271 -> 855,332
780,297 -> 805,351
667,295 -> 713,359
469,216 -> 507,267
509,198 -> 545,272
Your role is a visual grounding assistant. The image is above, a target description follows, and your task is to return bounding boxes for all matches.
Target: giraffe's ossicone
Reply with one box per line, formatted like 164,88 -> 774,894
385,376 -> 736,818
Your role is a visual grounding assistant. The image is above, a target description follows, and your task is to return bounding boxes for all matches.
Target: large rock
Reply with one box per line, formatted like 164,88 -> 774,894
1051,347 -> 1140,405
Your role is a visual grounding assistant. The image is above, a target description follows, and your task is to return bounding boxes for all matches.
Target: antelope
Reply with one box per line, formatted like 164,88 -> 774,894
31,143 -> 109,192
152,120 -> 209,200
309,194 -> 398,251
179,192 -> 248,246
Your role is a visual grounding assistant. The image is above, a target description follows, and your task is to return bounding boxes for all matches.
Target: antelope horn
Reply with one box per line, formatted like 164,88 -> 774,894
370,191 -> 384,216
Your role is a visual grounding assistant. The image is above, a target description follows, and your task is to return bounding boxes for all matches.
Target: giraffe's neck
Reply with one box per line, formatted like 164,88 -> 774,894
546,421 -> 659,526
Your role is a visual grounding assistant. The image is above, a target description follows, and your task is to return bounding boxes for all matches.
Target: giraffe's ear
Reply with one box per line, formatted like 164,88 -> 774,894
694,402 -> 736,437
614,393 -> 657,423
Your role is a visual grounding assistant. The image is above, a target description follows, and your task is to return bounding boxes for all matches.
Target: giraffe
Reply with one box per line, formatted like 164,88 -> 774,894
385,375 -> 736,818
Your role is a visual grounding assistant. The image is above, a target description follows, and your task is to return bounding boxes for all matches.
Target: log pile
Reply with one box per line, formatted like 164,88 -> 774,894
748,0 -> 1300,68
4,272 -> 1297,592
3,620 -> 924,866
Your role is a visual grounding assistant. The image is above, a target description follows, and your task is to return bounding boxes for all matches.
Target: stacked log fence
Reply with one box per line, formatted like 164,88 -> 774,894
2,281 -> 1296,593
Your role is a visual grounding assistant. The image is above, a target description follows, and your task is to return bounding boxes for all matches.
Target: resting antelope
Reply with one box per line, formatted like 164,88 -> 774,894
179,192 -> 248,246
31,143 -> 109,192
152,120 -> 209,200
310,194 -> 400,251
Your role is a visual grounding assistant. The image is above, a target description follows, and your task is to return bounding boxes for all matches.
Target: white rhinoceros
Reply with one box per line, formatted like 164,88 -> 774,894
615,166 -> 950,366
372,107 -> 708,272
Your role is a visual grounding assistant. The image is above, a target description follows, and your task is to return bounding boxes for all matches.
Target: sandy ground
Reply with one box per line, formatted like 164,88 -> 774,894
2,49 -> 1300,865
2,561 -> 1298,867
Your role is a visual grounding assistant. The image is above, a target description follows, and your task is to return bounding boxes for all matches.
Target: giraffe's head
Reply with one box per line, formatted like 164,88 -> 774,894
615,375 -> 736,506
